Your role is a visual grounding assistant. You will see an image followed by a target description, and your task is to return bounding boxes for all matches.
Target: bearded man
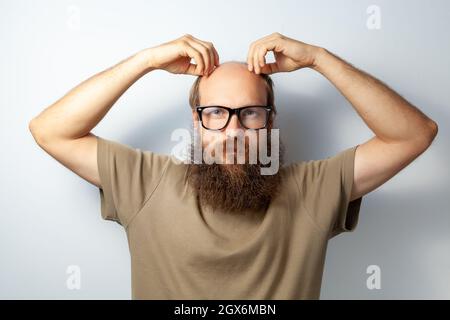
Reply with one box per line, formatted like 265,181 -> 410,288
29,33 -> 438,299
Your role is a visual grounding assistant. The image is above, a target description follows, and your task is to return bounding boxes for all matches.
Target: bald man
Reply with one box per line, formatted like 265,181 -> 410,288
29,33 -> 437,299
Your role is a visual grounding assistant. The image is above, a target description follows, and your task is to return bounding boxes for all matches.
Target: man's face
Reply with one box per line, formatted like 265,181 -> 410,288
187,62 -> 283,214
193,62 -> 269,163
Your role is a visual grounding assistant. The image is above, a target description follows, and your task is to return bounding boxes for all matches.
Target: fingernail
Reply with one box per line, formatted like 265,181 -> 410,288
248,64 -> 252,71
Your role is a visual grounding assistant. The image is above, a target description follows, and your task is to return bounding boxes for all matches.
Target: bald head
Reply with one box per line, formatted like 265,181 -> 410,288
186,60 -> 281,177
198,61 -> 268,107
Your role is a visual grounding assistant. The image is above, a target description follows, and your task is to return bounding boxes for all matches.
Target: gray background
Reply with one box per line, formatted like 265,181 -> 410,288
1,0 -> 449,299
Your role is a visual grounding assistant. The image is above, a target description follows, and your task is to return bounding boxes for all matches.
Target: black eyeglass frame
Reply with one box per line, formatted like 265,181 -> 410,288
195,105 -> 274,131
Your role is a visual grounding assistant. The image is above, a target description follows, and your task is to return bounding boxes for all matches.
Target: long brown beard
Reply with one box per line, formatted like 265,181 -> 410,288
186,138 -> 285,214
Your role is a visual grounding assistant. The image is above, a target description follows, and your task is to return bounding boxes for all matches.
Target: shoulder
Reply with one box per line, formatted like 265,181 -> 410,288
279,145 -> 358,191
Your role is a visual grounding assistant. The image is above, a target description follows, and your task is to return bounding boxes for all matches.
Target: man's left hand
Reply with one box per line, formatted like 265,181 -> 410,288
246,32 -> 322,75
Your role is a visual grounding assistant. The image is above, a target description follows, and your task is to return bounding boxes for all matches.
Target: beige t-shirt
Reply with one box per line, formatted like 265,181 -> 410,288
96,136 -> 363,299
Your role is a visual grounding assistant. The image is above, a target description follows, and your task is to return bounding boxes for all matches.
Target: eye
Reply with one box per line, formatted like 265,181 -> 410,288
204,107 -> 226,117
242,108 -> 262,118
242,110 -> 256,116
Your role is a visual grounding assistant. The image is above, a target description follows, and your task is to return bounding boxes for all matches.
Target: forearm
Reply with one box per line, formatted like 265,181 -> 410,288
29,49 -> 154,142
312,48 -> 438,144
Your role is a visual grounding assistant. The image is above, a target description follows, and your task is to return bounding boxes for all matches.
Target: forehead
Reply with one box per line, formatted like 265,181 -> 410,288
198,62 -> 267,107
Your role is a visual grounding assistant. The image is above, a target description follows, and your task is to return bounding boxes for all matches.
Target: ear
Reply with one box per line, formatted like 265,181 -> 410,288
269,113 -> 277,129
192,110 -> 201,131
192,109 -> 198,122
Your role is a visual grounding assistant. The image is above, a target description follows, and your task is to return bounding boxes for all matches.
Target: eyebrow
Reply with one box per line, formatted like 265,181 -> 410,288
201,103 -> 267,107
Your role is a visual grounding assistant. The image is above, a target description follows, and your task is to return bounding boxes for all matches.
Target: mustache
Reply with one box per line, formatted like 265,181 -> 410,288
187,128 -> 283,175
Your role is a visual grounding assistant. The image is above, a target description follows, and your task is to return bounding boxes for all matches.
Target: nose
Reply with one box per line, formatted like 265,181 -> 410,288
226,114 -> 242,130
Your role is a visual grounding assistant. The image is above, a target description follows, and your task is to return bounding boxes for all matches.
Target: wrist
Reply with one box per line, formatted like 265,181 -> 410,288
135,48 -> 157,73
310,46 -> 329,71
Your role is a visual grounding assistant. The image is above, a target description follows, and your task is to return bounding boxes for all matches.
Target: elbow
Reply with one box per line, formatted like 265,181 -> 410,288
416,119 -> 438,150
28,117 -> 38,140
29,117 -> 49,146
426,119 -> 438,143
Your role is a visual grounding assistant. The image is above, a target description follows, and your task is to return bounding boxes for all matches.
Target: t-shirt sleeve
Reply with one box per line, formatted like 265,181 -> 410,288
96,136 -> 171,227
293,145 -> 363,239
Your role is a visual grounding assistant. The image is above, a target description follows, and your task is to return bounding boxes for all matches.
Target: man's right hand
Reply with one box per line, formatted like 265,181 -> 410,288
29,34 -> 220,189
145,34 -> 220,76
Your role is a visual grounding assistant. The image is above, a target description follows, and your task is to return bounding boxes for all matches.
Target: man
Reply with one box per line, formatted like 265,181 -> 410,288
29,33 -> 438,299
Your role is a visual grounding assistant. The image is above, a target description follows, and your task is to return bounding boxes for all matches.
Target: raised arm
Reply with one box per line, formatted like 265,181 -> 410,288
28,34 -> 219,188
311,49 -> 438,201
247,32 -> 438,201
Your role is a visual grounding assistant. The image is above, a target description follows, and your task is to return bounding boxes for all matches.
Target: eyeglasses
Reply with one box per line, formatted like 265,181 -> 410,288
196,105 -> 273,130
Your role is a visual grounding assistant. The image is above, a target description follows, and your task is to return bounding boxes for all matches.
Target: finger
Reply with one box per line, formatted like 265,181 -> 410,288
247,42 -> 256,72
258,39 -> 279,69
253,48 -> 260,74
257,46 -> 268,70
212,44 -> 220,67
183,44 -> 205,75
194,40 -> 214,75
205,42 -> 219,73
260,62 -> 278,74
204,43 -> 216,74
186,39 -> 211,75
247,33 -> 277,72
185,35 -> 218,74
256,39 -> 280,74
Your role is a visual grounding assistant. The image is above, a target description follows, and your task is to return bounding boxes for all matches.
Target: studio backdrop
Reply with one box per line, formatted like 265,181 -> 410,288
1,0 -> 449,299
